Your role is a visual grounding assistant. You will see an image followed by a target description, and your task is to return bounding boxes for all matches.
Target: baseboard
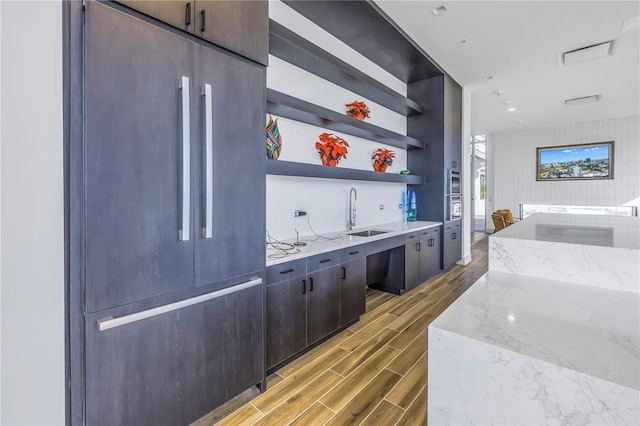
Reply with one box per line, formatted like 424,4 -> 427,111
457,254 -> 472,265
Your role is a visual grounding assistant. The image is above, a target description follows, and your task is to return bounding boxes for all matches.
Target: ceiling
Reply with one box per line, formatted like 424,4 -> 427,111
374,1 -> 640,135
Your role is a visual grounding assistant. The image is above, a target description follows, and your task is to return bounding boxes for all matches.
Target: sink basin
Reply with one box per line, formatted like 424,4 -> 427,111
347,229 -> 390,237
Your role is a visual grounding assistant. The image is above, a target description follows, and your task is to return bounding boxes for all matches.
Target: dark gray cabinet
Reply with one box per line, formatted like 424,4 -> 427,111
84,1 -> 265,312
307,265 -> 341,344
340,247 -> 366,327
116,0 -> 268,65
404,227 -> 442,291
85,283 -> 262,426
193,43 -> 265,288
80,2 -> 266,423
266,252 -> 358,370
85,0 -> 195,312
443,221 -> 462,270
265,273 -> 307,369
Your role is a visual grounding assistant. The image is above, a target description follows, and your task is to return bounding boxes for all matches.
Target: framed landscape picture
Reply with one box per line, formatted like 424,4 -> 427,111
536,141 -> 614,181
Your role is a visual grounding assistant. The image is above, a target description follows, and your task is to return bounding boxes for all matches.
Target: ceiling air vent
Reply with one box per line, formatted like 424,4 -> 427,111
431,5 -> 449,16
558,40 -> 616,66
562,94 -> 602,107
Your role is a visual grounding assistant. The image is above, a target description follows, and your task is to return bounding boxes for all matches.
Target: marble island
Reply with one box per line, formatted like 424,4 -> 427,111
429,213 -> 640,425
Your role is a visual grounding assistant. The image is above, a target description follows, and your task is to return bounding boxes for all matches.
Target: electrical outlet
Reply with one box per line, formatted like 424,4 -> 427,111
294,210 -> 307,217
379,204 -> 384,210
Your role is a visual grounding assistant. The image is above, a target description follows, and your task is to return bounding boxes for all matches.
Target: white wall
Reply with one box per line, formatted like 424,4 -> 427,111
460,87 -> 472,264
0,1 -> 65,424
0,1 -> 3,420
267,1 -> 410,240
489,115 -> 640,228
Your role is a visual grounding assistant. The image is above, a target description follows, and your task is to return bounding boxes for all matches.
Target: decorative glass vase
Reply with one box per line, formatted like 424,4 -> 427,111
265,114 -> 282,160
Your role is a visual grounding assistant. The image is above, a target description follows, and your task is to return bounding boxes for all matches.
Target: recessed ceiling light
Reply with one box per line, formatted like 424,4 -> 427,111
492,90 -> 504,96
622,15 -> 640,32
460,39 -> 468,44
483,76 -> 493,81
503,100 -> 512,105
431,5 -> 449,16
508,107 -> 517,112
562,94 -> 602,107
516,120 -> 523,124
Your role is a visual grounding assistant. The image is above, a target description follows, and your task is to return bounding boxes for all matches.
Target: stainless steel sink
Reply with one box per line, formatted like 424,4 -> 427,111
347,229 -> 390,237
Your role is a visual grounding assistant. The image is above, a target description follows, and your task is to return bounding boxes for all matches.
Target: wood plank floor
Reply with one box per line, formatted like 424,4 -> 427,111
196,233 -> 489,426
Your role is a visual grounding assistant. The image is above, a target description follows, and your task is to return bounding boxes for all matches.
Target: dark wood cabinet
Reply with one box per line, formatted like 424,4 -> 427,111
340,257 -> 366,326
265,274 -> 307,370
405,227 -> 442,291
84,1 -> 265,311
307,266 -> 341,344
85,284 -> 262,426
404,234 -> 421,290
193,43 -> 265,288
116,0 -> 268,65
443,221 -> 462,270
79,3 -> 266,423
197,1 -> 268,65
84,0 -> 196,312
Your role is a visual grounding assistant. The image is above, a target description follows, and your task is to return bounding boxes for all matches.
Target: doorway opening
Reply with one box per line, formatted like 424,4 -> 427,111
471,135 -> 486,232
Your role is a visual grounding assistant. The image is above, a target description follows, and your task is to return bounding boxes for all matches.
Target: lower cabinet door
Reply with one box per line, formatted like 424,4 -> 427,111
306,266 -> 340,345
405,241 -> 421,290
266,277 -> 307,369
429,233 -> 442,277
85,284 -> 263,426
443,230 -> 461,270
340,258 -> 366,326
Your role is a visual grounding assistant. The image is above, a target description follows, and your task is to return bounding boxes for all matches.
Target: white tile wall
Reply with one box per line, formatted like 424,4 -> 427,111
490,116 -> 640,221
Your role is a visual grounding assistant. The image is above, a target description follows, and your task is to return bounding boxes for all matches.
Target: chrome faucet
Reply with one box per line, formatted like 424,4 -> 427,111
348,188 -> 357,230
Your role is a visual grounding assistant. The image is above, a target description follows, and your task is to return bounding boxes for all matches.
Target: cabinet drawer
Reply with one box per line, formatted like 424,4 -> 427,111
307,252 -> 340,273
366,235 -> 405,255
340,245 -> 366,262
266,259 -> 306,285
405,231 -> 421,244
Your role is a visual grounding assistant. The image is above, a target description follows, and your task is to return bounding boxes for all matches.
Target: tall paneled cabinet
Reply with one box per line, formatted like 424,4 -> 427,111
69,1 -> 267,424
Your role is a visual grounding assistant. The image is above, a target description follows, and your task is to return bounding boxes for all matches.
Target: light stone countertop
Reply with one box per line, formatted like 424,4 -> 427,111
493,213 -> 640,250
266,220 -> 442,267
431,270 -> 640,391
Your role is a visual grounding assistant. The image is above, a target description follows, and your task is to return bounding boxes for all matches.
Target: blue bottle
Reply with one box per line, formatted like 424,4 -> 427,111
407,190 -> 417,221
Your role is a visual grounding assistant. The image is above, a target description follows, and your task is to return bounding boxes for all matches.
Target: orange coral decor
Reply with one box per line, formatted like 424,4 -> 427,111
316,133 -> 349,167
345,101 -> 371,121
372,148 -> 395,172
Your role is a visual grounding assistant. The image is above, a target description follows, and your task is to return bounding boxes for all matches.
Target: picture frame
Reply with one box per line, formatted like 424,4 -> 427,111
536,141 -> 614,181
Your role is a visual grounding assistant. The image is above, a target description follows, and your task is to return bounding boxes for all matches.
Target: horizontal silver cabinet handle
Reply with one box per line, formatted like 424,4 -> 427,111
97,277 -> 262,331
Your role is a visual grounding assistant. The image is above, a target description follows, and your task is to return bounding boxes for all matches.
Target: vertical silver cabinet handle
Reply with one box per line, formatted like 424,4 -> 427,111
202,83 -> 213,238
179,76 -> 191,241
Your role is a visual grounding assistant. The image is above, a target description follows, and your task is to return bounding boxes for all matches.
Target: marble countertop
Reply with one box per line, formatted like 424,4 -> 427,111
494,213 -> 640,250
266,220 -> 442,266
431,270 -> 640,390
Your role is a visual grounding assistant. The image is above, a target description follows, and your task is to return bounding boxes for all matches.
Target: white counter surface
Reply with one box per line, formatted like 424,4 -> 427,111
431,270 -> 639,391
494,213 -> 640,250
266,220 -> 442,266
489,213 -> 640,293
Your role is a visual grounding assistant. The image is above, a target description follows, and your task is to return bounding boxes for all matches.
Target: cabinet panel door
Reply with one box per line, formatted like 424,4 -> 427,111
307,267 -> 341,345
196,0 -> 268,65
84,1 -> 194,312
443,230 -> 461,270
266,278 -> 307,369
429,231 -> 442,278
193,45 -> 266,287
340,258 -> 366,327
405,241 -> 421,290
116,0 -> 195,33
86,284 -> 262,426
